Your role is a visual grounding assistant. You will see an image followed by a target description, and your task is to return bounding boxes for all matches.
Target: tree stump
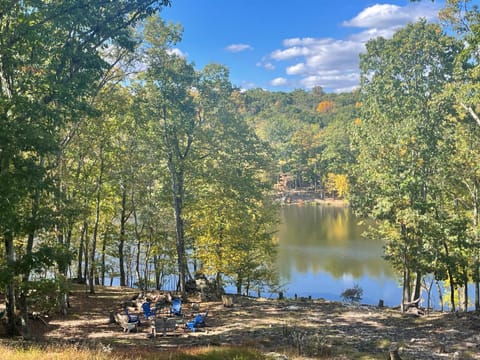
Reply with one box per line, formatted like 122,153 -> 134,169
109,311 -> 116,324
222,295 -> 233,307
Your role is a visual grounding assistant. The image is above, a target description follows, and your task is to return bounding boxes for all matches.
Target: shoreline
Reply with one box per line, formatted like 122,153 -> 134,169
276,190 -> 348,207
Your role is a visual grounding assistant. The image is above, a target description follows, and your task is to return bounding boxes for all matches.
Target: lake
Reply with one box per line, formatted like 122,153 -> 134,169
276,204 -> 402,307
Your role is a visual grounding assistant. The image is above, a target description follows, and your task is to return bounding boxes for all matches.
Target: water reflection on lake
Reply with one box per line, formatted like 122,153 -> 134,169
277,205 -> 402,306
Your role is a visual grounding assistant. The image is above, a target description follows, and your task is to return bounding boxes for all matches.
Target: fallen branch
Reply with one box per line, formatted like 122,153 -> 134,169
31,312 -> 48,326
403,297 -> 421,308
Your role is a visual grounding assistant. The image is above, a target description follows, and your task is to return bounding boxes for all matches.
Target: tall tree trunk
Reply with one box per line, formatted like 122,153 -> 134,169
20,182 -> 40,340
472,179 -> 480,310
119,184 -> 128,287
77,222 -> 87,282
135,235 -> 141,290
132,198 -> 143,291
100,231 -> 107,286
89,149 -> 104,294
216,272 -> 223,297
435,279 -> 444,312
154,254 -> 162,290
4,231 -> 16,336
402,267 -> 411,312
400,223 -> 409,312
412,271 -> 422,303
169,157 -> 187,295
143,240 -> 152,291
19,232 -> 35,340
59,227 -> 73,315
84,223 -> 89,286
55,156 -> 74,314
442,240 -> 456,311
236,275 -> 242,295
448,273 -> 456,312
161,100 -> 193,296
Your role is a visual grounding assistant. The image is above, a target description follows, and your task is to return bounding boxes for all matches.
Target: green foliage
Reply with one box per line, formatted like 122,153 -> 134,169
0,0 -> 172,335
351,20 -> 463,307
183,76 -> 279,294
242,88 -> 357,189
24,279 -> 62,314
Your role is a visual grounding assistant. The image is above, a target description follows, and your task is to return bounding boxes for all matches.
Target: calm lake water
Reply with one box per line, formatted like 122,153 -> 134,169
276,204 -> 402,307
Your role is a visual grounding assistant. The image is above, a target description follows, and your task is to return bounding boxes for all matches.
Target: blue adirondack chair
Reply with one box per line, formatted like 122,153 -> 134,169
141,301 -> 157,320
124,306 -> 141,326
185,311 -> 208,332
170,298 -> 182,317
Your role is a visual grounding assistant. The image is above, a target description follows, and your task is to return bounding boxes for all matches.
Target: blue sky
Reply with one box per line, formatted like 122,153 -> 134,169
160,1 -> 447,93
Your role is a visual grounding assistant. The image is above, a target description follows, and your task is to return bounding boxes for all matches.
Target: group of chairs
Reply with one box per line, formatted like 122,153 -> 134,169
141,298 -> 182,320
123,297 -> 207,334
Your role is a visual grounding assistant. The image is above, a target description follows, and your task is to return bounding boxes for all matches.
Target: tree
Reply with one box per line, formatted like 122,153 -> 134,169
435,101 -> 480,310
316,100 -> 335,114
439,1 -> 480,128
438,0 -> 480,309
325,173 -> 349,199
0,0 -> 171,337
138,15 -> 203,294
351,20 -> 460,310
188,89 -> 278,295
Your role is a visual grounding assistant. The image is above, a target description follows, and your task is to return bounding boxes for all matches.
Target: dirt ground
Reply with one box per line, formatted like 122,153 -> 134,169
6,285 -> 478,359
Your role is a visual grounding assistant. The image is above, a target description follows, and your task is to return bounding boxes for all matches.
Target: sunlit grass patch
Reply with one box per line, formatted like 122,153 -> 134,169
143,346 -> 265,359
0,343 -> 110,360
0,344 -> 266,360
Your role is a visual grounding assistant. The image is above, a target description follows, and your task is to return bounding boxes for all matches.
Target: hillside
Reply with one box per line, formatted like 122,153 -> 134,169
3,285 -> 479,360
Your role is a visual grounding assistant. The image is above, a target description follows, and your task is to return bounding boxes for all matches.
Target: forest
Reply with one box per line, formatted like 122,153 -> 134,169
1,0 -> 480,341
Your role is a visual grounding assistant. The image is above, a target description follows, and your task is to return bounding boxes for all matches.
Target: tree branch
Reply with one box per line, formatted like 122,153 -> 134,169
460,102 -> 480,127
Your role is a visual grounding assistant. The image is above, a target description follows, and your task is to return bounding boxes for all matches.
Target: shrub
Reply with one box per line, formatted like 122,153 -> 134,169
341,284 -> 363,304
282,324 -> 332,357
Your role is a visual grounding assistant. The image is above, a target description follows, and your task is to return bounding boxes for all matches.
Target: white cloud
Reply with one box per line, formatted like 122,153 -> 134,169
300,71 -> 360,93
283,37 -> 317,47
263,62 -> 275,70
286,63 -> 306,75
343,3 -> 439,29
270,77 -> 288,87
349,27 -> 402,43
271,46 -> 312,61
167,48 -> 187,58
240,81 -> 258,90
343,4 -> 408,29
225,43 -> 253,53
256,59 -> 275,70
267,2 -> 441,92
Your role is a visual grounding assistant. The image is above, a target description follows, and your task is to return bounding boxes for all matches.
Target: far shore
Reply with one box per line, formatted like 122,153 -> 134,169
276,189 -> 349,207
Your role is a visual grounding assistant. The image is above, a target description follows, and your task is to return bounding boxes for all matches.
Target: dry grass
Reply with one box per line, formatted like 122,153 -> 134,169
0,343 -> 265,360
